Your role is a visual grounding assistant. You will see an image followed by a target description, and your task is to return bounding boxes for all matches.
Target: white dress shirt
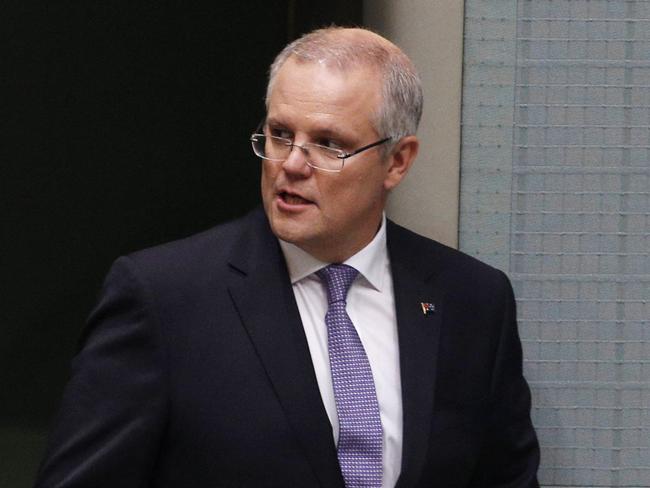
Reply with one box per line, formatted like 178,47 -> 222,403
279,216 -> 403,488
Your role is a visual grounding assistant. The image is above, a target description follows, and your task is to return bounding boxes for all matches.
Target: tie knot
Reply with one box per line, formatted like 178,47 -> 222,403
316,264 -> 359,304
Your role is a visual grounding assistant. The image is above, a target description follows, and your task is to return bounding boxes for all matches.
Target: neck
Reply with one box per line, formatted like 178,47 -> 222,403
300,216 -> 384,263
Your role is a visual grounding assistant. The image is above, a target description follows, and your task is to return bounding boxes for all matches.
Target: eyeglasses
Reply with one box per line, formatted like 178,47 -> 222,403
250,131 -> 392,173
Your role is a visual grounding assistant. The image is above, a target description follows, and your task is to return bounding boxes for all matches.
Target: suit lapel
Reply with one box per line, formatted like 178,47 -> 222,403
226,210 -> 344,488
225,212 -> 445,487
388,222 -> 444,488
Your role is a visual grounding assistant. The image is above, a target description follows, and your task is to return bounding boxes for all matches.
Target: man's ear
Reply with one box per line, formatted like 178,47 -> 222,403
383,135 -> 419,191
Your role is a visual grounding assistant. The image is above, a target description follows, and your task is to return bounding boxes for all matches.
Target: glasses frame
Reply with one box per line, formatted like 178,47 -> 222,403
250,122 -> 392,173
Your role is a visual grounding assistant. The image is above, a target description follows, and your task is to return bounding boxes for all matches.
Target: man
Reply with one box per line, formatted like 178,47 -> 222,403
36,27 -> 539,487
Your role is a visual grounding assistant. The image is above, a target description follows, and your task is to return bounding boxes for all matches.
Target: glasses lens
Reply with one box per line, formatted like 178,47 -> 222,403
251,135 -> 290,161
303,143 -> 344,171
249,134 -> 344,171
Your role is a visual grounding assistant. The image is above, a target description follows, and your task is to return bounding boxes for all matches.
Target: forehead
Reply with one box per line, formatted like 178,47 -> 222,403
267,58 -> 382,137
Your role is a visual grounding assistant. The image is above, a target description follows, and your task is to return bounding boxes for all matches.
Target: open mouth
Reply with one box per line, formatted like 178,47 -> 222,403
279,191 -> 313,205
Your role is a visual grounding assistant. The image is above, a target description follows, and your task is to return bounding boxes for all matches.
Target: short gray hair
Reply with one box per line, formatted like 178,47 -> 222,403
265,27 -> 423,143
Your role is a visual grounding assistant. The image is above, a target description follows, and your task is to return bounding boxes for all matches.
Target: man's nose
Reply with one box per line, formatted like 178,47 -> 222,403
281,143 -> 312,177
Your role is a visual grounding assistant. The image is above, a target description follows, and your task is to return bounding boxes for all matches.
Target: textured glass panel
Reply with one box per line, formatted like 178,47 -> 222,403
460,0 -> 650,486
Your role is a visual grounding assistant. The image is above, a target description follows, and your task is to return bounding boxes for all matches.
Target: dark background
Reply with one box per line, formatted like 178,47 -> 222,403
1,2 -> 362,485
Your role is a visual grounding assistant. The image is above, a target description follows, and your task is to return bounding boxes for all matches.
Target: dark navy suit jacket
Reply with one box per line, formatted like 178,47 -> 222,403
35,208 -> 539,487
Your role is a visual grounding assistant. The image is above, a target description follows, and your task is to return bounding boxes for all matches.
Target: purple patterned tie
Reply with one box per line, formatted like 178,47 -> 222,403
317,264 -> 383,488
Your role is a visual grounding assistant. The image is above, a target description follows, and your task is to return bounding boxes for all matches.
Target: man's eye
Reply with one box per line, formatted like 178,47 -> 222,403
270,128 -> 292,139
317,139 -> 343,150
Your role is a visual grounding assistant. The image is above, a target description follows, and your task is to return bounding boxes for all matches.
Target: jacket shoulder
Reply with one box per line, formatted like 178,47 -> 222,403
386,219 -> 506,284
117,208 -> 267,286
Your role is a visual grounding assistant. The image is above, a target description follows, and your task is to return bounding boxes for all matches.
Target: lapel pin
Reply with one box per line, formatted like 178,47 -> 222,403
420,302 -> 436,315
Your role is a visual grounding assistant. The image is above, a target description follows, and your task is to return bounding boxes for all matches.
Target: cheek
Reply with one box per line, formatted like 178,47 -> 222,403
323,186 -> 369,218
261,163 -> 276,189
261,161 -> 272,179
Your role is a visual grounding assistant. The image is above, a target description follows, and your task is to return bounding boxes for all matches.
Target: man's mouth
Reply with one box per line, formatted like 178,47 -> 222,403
279,191 -> 313,205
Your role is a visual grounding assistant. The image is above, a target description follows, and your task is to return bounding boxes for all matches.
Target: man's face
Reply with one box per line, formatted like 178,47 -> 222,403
261,58 -> 397,262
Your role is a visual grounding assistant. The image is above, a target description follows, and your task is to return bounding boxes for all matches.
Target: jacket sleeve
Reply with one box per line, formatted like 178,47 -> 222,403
34,256 -> 168,487
470,271 -> 540,488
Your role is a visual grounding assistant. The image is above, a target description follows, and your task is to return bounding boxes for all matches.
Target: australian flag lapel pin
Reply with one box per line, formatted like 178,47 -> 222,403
420,302 -> 436,315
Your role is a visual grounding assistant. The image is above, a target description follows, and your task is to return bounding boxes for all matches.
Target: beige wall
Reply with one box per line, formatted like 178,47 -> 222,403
364,0 -> 464,248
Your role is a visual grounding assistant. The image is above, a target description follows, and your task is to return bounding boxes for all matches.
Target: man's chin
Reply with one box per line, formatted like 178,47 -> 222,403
268,212 -> 312,245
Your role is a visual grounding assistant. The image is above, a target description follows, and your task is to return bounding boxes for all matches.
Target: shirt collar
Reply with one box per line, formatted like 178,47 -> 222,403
279,214 -> 388,291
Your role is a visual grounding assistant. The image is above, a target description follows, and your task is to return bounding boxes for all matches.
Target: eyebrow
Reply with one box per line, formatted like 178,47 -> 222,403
265,117 -> 355,143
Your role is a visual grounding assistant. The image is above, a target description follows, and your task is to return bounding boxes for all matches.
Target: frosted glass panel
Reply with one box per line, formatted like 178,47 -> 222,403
460,0 -> 650,486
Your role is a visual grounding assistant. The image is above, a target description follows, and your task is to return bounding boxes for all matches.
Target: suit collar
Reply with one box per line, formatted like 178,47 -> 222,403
226,208 -> 344,488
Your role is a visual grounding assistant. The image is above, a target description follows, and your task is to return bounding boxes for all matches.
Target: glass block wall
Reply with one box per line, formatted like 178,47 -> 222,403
459,0 -> 650,486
